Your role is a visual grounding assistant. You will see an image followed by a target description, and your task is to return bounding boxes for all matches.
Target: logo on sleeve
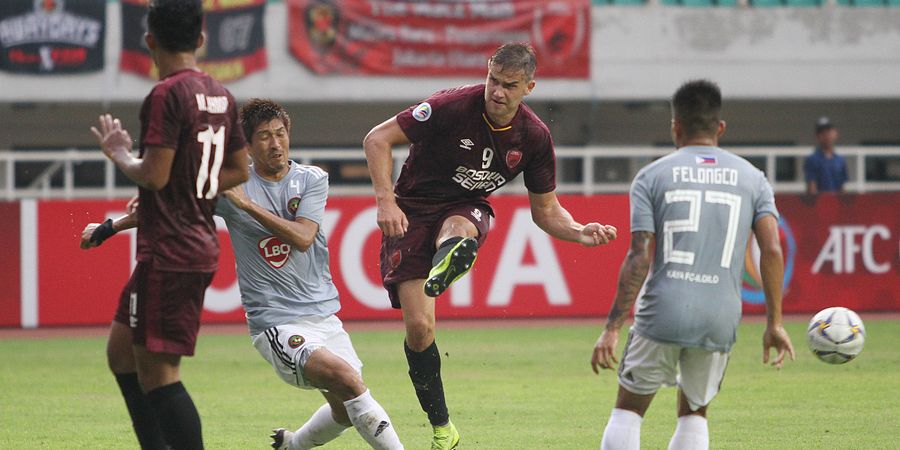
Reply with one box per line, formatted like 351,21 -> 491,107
288,335 -> 305,349
258,236 -> 291,269
505,150 -> 522,169
412,102 -> 432,122
287,197 -> 301,215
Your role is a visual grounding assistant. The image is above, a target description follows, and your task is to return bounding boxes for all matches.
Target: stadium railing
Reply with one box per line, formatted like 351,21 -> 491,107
2,146 -> 899,200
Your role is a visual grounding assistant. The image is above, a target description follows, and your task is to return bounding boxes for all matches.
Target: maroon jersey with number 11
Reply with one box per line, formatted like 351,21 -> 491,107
136,68 -> 246,272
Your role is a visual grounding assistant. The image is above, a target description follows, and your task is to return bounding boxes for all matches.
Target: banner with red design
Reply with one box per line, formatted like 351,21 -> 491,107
120,0 -> 267,82
287,0 -> 590,78
1,194 -> 898,328
741,193 -> 900,314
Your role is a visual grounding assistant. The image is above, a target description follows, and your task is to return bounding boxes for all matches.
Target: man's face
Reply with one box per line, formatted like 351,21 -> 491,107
249,119 -> 290,176
816,127 -> 838,147
483,63 -> 535,122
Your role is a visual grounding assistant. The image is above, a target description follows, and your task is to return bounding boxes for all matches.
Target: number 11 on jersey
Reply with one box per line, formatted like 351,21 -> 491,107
196,126 -> 226,199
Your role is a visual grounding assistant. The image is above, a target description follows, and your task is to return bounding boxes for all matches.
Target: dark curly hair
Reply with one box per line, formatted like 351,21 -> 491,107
147,0 -> 203,52
239,98 -> 292,142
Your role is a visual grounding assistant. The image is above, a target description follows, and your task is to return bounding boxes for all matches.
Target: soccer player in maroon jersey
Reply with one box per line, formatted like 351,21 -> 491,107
363,42 -> 618,449
86,1 -> 248,448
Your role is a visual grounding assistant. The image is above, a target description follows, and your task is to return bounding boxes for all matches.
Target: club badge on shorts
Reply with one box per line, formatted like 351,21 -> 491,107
288,335 -> 305,349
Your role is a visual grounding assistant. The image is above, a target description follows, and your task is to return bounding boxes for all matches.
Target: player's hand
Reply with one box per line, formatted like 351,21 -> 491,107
80,223 -> 101,249
125,195 -> 139,216
762,325 -> 795,370
91,114 -> 133,159
376,198 -> 408,238
591,328 -> 620,374
580,223 -> 618,247
222,185 -> 250,210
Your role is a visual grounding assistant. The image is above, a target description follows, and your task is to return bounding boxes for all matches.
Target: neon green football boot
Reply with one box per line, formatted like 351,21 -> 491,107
431,420 -> 460,450
424,237 -> 478,297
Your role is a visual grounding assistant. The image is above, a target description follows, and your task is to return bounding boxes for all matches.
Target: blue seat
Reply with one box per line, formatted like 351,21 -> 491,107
659,0 -> 738,5
785,0 -> 822,6
850,0 -> 887,5
749,0 -> 784,6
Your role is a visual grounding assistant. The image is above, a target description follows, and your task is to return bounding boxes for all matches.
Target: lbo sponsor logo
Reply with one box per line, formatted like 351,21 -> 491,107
258,236 -> 291,269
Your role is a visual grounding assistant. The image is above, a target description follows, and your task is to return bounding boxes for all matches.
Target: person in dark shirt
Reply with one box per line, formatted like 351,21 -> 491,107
82,1 -> 248,448
363,42 -> 618,449
804,116 -> 848,195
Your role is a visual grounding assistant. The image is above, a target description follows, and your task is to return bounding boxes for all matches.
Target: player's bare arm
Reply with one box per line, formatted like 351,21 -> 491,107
591,231 -> 653,374
527,191 -> 617,247
222,185 -> 318,251
91,114 -> 175,191
80,211 -> 137,249
216,146 -> 250,192
363,117 -> 411,237
754,214 -> 796,369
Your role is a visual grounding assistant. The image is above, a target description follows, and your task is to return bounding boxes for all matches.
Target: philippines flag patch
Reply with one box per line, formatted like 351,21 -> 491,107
695,156 -> 717,165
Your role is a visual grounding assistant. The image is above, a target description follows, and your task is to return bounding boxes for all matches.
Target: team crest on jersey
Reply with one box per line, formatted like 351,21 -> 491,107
505,150 -> 522,169
389,249 -> 402,270
258,236 -> 291,269
288,197 -> 301,215
412,102 -> 432,122
288,335 -> 305,349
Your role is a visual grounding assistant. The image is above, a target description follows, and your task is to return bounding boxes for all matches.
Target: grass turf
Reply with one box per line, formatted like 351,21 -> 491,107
1,319 -> 898,449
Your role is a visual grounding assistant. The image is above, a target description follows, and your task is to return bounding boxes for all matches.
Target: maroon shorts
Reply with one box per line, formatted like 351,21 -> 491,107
380,201 -> 492,308
113,260 -> 214,356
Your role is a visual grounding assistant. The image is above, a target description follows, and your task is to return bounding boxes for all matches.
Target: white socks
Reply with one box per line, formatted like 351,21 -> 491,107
343,389 -> 404,450
601,408 -> 642,450
668,415 -> 709,450
291,403 -> 348,449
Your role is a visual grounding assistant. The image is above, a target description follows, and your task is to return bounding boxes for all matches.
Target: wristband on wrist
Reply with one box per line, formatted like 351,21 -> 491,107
90,218 -> 117,245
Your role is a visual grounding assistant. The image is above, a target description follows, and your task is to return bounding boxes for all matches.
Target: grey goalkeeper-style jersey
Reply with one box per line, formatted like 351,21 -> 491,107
216,162 -> 339,337
630,146 -> 778,352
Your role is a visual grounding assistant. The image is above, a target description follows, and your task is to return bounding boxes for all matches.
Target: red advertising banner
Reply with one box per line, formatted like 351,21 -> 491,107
741,193 -> 900,314
0,202 -> 21,327
287,0 -> 590,78
1,194 -> 898,328
120,0 -> 267,82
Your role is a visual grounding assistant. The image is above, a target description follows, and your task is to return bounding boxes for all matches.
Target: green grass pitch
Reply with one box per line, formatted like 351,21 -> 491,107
1,319 -> 898,449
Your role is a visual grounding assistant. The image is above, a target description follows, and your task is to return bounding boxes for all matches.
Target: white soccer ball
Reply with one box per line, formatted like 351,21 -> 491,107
806,307 -> 865,364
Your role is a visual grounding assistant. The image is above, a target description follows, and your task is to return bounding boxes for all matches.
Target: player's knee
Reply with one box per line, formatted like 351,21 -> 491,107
438,216 -> 478,240
406,316 -> 433,333
404,324 -> 434,351
325,366 -> 366,401
106,343 -> 134,374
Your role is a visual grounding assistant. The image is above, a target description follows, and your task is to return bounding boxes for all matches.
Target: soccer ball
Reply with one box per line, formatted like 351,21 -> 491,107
806,307 -> 865,364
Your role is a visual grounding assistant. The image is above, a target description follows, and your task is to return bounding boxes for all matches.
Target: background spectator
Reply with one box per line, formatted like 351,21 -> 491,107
804,117 -> 848,195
